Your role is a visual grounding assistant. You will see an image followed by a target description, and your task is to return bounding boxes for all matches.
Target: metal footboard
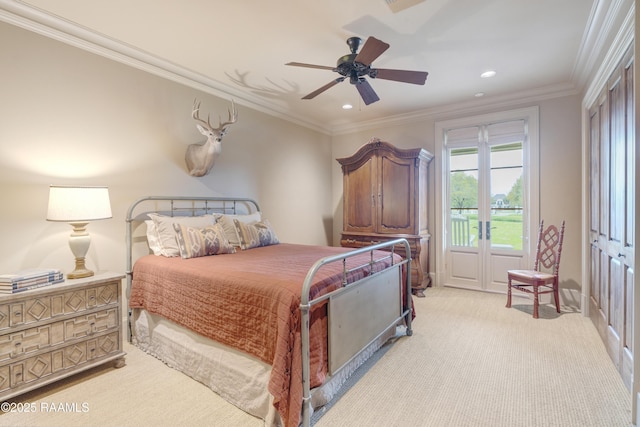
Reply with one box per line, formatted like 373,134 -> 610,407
299,238 -> 412,427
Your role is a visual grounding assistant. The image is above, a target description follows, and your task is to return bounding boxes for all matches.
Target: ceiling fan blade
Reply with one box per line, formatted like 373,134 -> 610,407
354,36 -> 390,66
302,78 -> 344,100
355,79 -> 380,105
286,62 -> 335,70
374,68 -> 429,85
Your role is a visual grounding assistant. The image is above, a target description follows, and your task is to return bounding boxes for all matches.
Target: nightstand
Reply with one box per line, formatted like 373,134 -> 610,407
0,271 -> 126,401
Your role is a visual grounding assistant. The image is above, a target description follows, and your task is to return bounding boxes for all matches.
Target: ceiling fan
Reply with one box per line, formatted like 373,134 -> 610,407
286,36 -> 428,105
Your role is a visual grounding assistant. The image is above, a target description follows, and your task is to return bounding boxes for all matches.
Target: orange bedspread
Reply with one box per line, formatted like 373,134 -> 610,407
129,243 -> 403,427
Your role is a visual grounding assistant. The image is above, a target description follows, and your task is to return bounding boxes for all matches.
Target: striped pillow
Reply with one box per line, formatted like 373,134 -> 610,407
233,219 -> 279,250
173,222 -> 236,259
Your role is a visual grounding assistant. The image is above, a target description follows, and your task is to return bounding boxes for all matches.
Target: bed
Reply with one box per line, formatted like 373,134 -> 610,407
125,196 -> 413,427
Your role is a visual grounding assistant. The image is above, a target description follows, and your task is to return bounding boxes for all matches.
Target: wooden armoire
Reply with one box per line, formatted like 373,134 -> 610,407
337,138 -> 433,296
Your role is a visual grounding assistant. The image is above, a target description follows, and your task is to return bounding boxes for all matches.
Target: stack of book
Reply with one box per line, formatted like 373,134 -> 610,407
0,268 -> 64,294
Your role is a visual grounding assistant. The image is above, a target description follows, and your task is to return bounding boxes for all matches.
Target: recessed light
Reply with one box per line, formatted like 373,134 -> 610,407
342,104 -> 353,110
475,92 -> 485,97
481,70 -> 496,78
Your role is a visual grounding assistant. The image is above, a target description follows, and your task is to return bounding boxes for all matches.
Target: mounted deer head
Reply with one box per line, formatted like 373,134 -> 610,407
185,99 -> 238,177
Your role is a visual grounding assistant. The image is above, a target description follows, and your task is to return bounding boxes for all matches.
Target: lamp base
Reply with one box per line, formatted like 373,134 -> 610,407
67,267 -> 94,279
67,222 -> 94,279
67,256 -> 94,279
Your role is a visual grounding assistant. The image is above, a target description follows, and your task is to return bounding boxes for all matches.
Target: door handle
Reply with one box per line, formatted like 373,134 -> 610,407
486,221 -> 491,240
478,221 -> 482,240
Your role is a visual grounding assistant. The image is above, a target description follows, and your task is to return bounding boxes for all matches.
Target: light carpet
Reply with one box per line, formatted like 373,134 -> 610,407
0,287 -> 632,427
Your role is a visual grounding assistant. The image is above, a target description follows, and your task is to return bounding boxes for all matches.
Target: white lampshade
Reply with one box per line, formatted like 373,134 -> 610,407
47,186 -> 112,222
46,185 -> 112,279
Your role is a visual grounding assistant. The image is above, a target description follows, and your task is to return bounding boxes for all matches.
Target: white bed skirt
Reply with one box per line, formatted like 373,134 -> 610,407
131,308 -> 398,427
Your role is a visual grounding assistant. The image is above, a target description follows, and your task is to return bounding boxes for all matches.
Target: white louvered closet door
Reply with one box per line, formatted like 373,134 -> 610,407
588,46 -> 634,391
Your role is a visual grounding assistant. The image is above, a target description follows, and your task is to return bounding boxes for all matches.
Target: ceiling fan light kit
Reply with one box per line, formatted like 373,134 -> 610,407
286,36 -> 428,106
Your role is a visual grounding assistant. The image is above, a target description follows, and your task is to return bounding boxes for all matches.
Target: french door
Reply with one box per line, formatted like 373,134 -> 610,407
435,108 -> 539,292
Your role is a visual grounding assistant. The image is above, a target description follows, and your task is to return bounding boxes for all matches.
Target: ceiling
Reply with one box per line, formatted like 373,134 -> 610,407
5,0 -> 599,133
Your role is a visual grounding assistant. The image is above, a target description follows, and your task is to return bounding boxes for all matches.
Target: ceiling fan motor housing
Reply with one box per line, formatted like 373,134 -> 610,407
336,53 -> 372,84
346,36 -> 363,53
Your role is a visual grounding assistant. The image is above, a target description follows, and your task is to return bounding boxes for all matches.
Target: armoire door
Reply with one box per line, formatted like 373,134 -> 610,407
342,156 -> 376,234
589,46 -> 634,390
378,152 -> 416,235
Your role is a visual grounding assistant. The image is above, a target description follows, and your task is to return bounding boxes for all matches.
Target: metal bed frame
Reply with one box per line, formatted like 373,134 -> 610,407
125,196 -> 413,427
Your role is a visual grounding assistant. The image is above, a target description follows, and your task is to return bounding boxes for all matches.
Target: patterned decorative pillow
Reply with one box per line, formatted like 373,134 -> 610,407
172,222 -> 236,259
216,212 -> 262,247
149,213 -> 217,257
233,219 -> 280,250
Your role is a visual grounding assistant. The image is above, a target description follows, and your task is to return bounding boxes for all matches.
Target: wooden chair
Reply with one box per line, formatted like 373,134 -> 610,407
506,220 -> 565,318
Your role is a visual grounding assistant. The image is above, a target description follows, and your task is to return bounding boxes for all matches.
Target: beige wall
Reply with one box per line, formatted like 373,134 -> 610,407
0,22 -> 332,277
331,95 -> 583,306
0,20 -> 583,307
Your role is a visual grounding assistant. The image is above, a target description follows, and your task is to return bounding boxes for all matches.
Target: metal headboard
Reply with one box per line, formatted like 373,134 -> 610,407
124,196 -> 260,298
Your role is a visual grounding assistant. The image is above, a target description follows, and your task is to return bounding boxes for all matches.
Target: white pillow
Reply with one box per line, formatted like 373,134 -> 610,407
148,213 -> 217,257
216,212 -> 262,247
144,219 -> 163,255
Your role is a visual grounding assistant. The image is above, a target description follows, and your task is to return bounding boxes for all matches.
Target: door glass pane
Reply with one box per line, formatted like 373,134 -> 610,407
449,147 -> 478,247
489,142 -> 523,250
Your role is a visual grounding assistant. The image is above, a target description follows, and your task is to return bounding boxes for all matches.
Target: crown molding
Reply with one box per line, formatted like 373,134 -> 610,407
572,0 -> 634,92
0,0 -> 626,138
581,0 -> 635,109
334,1 -> 631,136
331,82 -> 580,136
0,0 -> 332,135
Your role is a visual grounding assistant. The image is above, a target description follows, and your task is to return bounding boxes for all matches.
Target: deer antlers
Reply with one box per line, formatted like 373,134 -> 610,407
185,99 -> 238,177
192,99 -> 238,135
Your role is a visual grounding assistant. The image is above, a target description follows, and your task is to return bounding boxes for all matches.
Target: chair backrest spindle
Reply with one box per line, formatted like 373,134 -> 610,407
553,221 -> 566,277
533,220 -> 544,272
534,220 -> 565,277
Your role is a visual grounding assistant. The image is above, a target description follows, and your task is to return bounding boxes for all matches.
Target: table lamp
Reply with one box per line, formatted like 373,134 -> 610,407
47,185 -> 112,279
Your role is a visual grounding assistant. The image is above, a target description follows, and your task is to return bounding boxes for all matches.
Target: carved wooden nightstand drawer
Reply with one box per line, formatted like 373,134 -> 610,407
0,283 -> 118,331
0,306 -> 119,363
0,272 -> 125,401
0,322 -> 64,362
0,331 -> 120,393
